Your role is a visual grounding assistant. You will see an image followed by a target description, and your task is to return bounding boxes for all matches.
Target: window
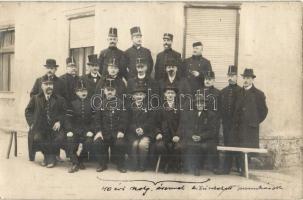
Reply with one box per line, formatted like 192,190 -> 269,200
0,29 -> 14,91
69,16 -> 95,76
184,7 -> 239,89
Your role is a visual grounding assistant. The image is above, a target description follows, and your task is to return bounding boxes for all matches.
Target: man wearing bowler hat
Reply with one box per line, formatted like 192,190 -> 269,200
82,54 -> 101,98
233,68 -> 268,176
98,27 -> 127,79
183,41 -> 212,93
155,33 -> 182,80
125,26 -> 153,79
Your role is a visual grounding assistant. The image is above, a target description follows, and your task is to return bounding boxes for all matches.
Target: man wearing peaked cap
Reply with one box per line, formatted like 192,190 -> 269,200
82,54 -> 101,98
232,68 -> 268,176
125,26 -> 153,79
155,33 -> 182,81
98,27 -> 127,79
183,41 -> 212,93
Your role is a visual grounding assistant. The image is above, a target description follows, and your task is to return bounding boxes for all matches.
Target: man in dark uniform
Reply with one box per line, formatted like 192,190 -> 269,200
65,79 -> 96,173
155,33 -> 182,80
60,57 -> 79,107
25,76 -> 67,167
153,85 -> 183,173
82,54 -> 101,98
98,27 -> 127,79
233,68 -> 268,175
30,58 -> 67,99
180,98 -> 218,176
216,65 -> 242,174
127,84 -> 157,171
183,42 -> 212,92
125,26 -> 153,79
95,57 -> 127,98
93,79 -> 128,173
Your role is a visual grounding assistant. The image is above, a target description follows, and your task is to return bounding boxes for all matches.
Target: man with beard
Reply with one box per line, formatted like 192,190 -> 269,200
183,42 -> 212,92
98,27 -> 127,79
65,79 -> 95,173
152,85 -> 183,173
125,26 -> 153,79
127,84 -> 157,171
93,79 -> 128,173
82,54 -> 101,98
215,65 -> 242,175
233,68 -> 268,176
155,33 -> 182,80
25,76 -> 67,167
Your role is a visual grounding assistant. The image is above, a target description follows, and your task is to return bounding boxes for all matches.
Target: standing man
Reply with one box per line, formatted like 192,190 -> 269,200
25,76 -> 67,167
155,33 -> 182,80
125,26 -> 153,79
216,65 -> 241,174
82,54 -> 101,98
30,59 -> 67,99
183,42 -> 212,92
98,27 -> 127,79
233,68 -> 268,175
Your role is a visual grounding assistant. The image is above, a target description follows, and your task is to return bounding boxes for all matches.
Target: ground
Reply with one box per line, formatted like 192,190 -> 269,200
0,131 -> 302,200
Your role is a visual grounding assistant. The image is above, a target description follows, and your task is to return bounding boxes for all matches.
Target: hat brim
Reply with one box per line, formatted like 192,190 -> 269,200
132,33 -> 142,36
87,62 -> 99,66
44,65 -> 58,68
241,74 -> 256,78
42,81 -> 53,84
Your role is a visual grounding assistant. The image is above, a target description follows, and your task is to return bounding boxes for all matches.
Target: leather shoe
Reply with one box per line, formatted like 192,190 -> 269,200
117,166 -> 127,173
46,163 -> 56,168
96,165 -> 108,172
79,162 -> 86,170
41,160 -> 47,167
194,168 -> 200,176
68,164 -> 79,173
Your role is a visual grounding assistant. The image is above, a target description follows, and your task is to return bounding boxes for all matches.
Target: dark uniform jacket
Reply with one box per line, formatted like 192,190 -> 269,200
98,47 -> 127,78
94,98 -> 128,140
95,75 -> 127,97
81,73 -> 101,98
124,45 -> 153,78
127,76 -> 159,96
233,85 -> 268,148
183,55 -> 212,92
159,75 -> 191,98
65,97 -> 95,137
30,75 -> 67,99
60,73 -> 79,106
155,48 -> 182,80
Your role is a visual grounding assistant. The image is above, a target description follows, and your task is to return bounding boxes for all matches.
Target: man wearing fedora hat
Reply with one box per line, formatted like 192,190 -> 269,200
98,27 -> 127,79
25,76 -> 67,167
82,54 -> 101,98
155,33 -> 182,81
233,68 -> 268,175
125,26 -> 153,79
183,41 -> 212,93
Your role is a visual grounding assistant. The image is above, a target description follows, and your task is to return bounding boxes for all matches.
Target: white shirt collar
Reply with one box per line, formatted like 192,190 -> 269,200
138,74 -> 146,79
168,74 -> 176,83
91,72 -> 98,78
244,84 -> 253,90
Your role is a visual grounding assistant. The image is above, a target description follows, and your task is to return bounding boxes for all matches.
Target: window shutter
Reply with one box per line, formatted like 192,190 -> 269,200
70,16 -> 95,48
185,8 -> 239,89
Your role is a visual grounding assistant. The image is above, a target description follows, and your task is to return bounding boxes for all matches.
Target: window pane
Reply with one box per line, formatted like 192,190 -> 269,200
0,30 -> 15,49
0,53 -> 11,91
84,46 -> 94,75
70,46 -> 94,76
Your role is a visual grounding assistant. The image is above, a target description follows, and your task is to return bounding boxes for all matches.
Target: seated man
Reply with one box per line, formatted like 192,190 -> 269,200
152,85 -> 183,173
25,76 -> 67,168
127,84 -> 156,171
93,79 -> 128,173
180,98 -> 218,176
65,79 -> 95,173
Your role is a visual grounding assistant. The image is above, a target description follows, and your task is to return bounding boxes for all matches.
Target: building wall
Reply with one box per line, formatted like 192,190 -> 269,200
0,2 -> 301,168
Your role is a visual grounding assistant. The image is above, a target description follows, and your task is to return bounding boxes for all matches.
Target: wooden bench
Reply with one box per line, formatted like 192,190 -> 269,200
217,146 -> 268,178
0,126 -> 28,159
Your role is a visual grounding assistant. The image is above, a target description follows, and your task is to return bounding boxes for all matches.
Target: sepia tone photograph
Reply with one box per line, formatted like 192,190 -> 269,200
0,1 -> 302,199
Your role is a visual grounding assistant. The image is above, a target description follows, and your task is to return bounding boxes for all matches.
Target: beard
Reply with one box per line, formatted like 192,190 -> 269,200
45,87 -> 53,94
228,79 -> 236,85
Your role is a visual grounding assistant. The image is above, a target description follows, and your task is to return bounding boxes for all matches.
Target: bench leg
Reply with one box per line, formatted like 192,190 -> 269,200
6,132 -> 14,159
155,155 -> 161,173
13,131 -> 17,157
244,153 -> 249,178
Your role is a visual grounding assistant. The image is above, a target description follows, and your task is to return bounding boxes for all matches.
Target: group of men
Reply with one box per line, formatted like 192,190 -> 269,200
25,26 -> 268,176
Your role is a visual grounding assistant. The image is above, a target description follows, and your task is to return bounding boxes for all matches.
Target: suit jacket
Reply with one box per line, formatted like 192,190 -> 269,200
95,75 -> 127,97
125,45 -> 153,78
60,73 -> 79,106
81,73 -> 101,98
127,76 -> 159,96
30,75 -> 67,99
159,75 -> 191,97
98,47 -> 127,78
155,48 -> 182,80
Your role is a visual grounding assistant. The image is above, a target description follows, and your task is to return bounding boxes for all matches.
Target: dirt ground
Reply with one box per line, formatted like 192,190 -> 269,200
0,131 -> 302,200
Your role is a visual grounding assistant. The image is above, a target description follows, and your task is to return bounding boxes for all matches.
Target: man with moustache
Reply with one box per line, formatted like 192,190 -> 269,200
93,79 -> 128,173
98,27 -> 127,79
25,76 -> 67,166
215,65 -> 242,175
82,54 -> 101,98
65,79 -> 96,173
155,33 -> 182,80
125,26 -> 153,79
183,42 -> 212,92
233,68 -> 268,176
